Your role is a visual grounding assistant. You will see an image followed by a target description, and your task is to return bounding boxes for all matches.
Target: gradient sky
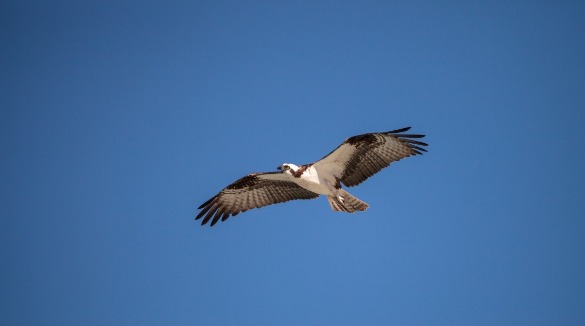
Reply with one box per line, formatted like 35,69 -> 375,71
2,1 -> 585,325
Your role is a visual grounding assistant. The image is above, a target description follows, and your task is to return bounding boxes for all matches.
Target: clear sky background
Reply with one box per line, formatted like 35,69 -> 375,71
2,1 -> 585,325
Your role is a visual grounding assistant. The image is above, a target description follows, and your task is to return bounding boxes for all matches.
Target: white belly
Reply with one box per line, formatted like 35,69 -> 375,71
294,166 -> 336,195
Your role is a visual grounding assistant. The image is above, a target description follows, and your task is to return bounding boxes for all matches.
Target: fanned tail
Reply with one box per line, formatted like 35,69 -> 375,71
327,189 -> 368,213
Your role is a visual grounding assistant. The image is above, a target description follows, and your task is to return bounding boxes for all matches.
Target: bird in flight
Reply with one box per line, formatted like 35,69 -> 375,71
196,127 -> 428,226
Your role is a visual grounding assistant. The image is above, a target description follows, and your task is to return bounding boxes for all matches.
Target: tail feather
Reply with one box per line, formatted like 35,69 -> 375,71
327,189 -> 369,213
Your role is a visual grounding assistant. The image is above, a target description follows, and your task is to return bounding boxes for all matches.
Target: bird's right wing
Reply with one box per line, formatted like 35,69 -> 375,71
196,172 -> 319,226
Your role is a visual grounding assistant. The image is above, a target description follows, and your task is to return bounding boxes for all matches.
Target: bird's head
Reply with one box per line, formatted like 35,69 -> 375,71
277,163 -> 299,175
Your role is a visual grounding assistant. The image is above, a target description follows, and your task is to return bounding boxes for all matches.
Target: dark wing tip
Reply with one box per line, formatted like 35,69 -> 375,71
406,140 -> 428,155
388,126 -> 426,138
387,126 -> 429,154
197,196 -> 216,210
210,216 -> 220,226
196,195 -> 227,226
409,145 -> 428,155
388,126 -> 412,134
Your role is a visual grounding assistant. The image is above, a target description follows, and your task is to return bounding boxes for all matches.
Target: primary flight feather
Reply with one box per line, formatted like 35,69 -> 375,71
196,127 -> 428,226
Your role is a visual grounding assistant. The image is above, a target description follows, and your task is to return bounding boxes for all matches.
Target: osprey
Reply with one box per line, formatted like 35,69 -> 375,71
196,127 -> 428,226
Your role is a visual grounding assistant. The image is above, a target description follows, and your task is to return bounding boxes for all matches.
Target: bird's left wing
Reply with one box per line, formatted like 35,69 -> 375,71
196,172 -> 319,226
313,127 -> 428,187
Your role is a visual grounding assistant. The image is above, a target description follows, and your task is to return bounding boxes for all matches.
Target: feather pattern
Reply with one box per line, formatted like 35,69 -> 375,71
313,127 -> 428,187
196,126 -> 428,227
196,172 -> 319,226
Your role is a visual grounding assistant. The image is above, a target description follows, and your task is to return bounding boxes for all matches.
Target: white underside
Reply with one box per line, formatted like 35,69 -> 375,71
284,164 -> 369,212
291,165 -> 337,195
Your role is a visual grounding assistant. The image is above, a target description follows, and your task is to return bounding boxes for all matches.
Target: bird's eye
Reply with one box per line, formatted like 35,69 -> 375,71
283,165 -> 290,170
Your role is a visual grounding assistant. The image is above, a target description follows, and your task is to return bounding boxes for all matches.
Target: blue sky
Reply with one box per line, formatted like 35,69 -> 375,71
2,1 -> 585,325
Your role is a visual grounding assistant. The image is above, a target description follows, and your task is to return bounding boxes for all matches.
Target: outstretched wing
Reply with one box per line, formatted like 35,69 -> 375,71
196,172 -> 319,226
313,127 -> 428,187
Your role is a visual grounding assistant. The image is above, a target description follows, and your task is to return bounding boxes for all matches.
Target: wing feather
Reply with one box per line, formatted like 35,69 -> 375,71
196,172 -> 319,226
313,127 -> 428,187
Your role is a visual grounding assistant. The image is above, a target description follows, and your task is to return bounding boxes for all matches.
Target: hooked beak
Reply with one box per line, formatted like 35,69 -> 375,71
276,165 -> 282,171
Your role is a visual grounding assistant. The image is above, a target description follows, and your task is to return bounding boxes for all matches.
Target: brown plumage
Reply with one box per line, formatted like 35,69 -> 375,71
196,173 -> 319,226
196,127 -> 427,226
315,127 -> 427,187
